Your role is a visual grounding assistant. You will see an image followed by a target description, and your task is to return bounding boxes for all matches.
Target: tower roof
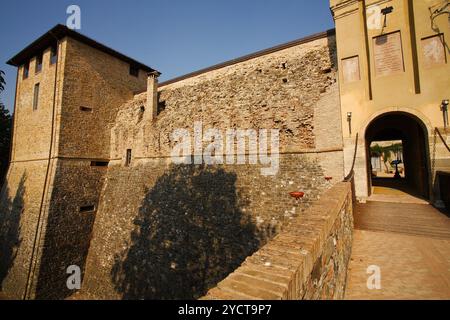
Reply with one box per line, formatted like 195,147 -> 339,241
7,24 -> 159,74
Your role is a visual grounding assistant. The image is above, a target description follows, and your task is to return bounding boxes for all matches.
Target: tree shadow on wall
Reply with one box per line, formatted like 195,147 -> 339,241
111,164 -> 263,300
0,174 -> 25,290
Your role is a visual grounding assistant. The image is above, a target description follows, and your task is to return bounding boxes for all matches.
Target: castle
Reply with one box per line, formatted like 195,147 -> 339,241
0,0 -> 449,300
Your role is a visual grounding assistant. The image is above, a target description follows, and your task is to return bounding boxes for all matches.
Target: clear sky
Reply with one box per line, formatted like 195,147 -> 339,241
0,0 -> 334,112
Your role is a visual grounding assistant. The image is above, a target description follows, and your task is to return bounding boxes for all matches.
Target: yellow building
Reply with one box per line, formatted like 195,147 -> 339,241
330,0 -> 450,204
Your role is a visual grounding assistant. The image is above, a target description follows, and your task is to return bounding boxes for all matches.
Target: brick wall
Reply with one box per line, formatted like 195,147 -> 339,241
202,182 -> 354,300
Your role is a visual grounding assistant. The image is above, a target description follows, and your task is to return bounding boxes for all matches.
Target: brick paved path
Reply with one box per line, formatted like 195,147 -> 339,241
345,201 -> 450,300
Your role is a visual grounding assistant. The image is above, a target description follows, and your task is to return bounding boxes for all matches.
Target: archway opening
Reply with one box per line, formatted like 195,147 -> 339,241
365,112 -> 430,200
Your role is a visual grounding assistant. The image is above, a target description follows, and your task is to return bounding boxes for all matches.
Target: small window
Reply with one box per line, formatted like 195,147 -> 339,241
23,62 -> 29,79
80,106 -> 93,112
90,161 -> 109,167
129,65 -> 139,77
157,101 -> 166,115
125,149 -> 132,166
36,54 -> 43,73
33,83 -> 40,110
50,46 -> 58,65
79,205 -> 96,213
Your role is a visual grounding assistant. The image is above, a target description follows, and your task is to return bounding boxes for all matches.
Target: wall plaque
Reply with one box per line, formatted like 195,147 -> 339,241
342,56 -> 361,83
373,31 -> 405,77
422,34 -> 447,68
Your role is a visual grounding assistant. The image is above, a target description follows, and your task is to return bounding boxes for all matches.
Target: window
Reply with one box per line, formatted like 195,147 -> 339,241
23,62 -> 29,79
125,149 -> 132,166
50,46 -> 58,65
129,65 -> 139,77
79,205 -> 96,213
90,161 -> 109,167
33,83 -> 40,110
36,53 -> 43,73
157,100 -> 166,115
80,106 -> 93,112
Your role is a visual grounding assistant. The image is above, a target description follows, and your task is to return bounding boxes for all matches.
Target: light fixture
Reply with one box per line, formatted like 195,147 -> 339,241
381,6 -> 394,29
347,112 -> 352,135
441,99 -> 449,128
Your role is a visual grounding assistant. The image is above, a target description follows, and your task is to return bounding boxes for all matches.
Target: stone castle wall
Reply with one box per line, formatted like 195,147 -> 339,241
0,42 -> 64,299
79,33 -> 345,299
0,161 -> 47,298
1,31 -> 345,300
57,37 -> 148,159
0,35 -> 148,299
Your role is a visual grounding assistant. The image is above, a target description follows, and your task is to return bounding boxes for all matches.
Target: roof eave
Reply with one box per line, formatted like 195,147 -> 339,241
6,24 -> 159,75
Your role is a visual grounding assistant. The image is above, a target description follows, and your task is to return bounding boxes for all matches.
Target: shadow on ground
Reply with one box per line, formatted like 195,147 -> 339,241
111,164 -> 262,300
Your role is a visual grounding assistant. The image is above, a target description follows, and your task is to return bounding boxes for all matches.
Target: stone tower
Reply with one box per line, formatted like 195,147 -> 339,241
0,24 -> 159,299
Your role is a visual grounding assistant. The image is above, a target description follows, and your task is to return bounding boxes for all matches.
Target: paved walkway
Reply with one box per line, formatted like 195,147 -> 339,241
345,201 -> 450,299
368,178 -> 429,204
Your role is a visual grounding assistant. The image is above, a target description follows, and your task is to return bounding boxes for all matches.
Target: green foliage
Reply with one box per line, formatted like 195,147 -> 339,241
0,102 -> 11,152
0,69 -> 11,184
0,70 -> 5,92
370,142 -> 403,168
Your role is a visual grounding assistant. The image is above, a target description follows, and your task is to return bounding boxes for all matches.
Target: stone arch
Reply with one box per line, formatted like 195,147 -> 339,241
361,108 -> 432,200
359,107 -> 433,138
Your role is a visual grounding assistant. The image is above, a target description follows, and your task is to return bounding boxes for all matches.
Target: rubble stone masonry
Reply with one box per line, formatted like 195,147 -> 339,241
79,33 -> 346,299
1,31 -> 348,300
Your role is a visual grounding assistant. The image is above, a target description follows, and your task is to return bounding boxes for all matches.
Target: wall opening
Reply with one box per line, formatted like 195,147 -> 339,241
80,106 -> 93,112
23,61 -> 29,79
79,205 -> 96,213
129,65 -> 139,77
365,112 -> 430,200
33,83 -> 40,111
90,161 -> 109,167
35,53 -> 43,73
50,45 -> 58,65
370,140 -> 404,178
125,149 -> 132,167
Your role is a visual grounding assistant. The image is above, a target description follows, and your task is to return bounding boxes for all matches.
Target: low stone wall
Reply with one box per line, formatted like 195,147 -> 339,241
202,182 -> 353,300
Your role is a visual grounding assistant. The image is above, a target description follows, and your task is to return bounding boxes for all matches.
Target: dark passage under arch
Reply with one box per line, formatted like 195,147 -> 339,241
365,112 -> 430,200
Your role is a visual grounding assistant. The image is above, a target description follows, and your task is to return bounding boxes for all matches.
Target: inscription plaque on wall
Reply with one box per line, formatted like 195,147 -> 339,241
422,34 -> 447,68
373,31 -> 405,77
342,56 -> 361,83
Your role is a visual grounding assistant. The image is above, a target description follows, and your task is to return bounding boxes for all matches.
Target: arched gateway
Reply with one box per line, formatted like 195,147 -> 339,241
364,111 -> 431,200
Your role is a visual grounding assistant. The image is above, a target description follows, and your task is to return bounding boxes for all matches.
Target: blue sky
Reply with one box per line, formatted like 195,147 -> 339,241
0,0 -> 334,112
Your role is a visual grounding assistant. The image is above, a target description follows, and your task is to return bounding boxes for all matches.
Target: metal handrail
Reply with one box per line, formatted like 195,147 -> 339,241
435,127 -> 450,153
344,133 -> 359,182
